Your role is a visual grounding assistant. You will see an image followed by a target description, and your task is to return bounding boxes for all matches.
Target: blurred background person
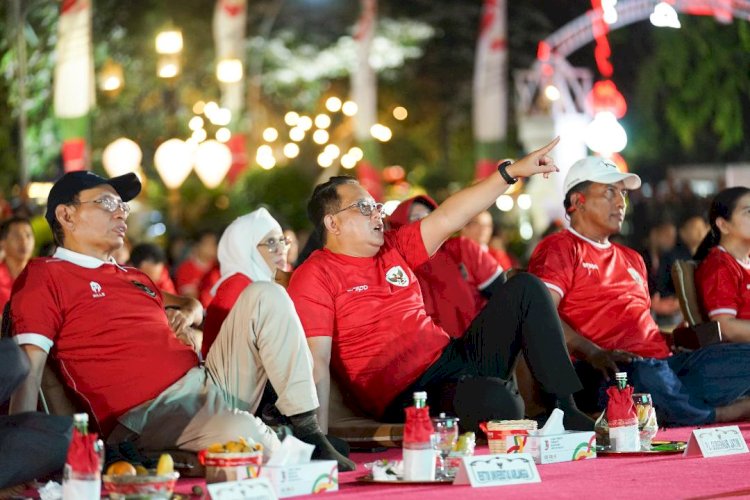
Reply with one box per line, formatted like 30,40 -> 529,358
130,242 -> 177,294
461,210 -> 517,270
0,217 -> 35,312
639,216 -> 681,327
174,230 -> 218,299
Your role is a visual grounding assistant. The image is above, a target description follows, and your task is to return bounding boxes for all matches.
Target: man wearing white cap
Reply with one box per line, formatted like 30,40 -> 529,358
528,157 -> 750,426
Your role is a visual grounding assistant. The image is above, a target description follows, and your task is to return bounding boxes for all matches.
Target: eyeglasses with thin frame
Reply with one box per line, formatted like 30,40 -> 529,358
77,197 -> 131,216
257,236 -> 292,254
332,200 -> 385,218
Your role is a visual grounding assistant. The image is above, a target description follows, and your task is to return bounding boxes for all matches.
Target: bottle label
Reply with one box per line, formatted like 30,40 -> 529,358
62,478 -> 101,499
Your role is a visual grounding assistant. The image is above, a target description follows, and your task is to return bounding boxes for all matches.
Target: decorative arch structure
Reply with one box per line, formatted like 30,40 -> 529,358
514,0 -> 750,235
516,0 -> 750,117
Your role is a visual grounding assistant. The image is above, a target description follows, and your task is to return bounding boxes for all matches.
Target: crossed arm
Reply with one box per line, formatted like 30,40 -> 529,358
548,291 -> 641,381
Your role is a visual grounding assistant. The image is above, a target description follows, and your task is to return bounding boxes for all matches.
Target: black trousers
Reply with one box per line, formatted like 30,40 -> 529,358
0,338 -> 72,489
383,273 -> 582,428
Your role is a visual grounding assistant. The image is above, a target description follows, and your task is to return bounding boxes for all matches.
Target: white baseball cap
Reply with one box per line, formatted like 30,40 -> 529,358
563,156 -> 641,195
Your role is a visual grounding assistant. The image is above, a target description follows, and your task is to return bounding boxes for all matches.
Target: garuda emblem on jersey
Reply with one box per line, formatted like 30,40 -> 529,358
131,280 -> 157,298
627,267 -> 644,286
385,266 -> 409,287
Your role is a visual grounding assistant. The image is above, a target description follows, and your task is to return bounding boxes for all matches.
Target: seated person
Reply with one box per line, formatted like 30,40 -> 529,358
288,140 -> 594,432
0,337 -> 72,492
130,242 -> 177,294
695,187 -> 750,339
528,157 -> 750,425
8,171 -> 353,470
203,207 -> 293,358
0,216 -> 35,312
387,195 -> 503,338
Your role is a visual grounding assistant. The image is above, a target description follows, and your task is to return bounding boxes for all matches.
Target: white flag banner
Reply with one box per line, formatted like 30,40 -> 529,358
352,0 -> 377,141
213,0 -> 247,117
54,0 -> 95,119
473,0 -> 507,142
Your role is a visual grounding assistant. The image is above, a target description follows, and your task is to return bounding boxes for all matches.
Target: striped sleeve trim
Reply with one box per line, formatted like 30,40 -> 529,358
708,308 -> 737,318
544,282 -> 565,299
478,267 -> 504,290
14,333 -> 54,353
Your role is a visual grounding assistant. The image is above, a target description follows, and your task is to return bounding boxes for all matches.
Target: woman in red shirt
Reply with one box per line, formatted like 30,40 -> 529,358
695,186 -> 750,338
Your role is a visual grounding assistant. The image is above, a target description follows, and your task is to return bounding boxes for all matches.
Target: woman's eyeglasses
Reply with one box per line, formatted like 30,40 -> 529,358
257,236 -> 292,253
332,200 -> 384,217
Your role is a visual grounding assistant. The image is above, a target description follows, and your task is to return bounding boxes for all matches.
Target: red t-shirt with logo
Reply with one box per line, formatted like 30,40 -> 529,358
417,237 -> 502,338
0,261 -> 13,313
288,221 -> 449,417
10,253 -> 198,435
696,246 -> 750,320
202,273 -> 252,359
528,229 -> 671,359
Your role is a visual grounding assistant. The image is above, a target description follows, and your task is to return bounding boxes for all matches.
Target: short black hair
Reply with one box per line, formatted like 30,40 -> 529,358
47,194 -> 79,247
130,243 -> 167,267
563,181 -> 593,214
0,216 -> 32,241
307,175 -> 358,244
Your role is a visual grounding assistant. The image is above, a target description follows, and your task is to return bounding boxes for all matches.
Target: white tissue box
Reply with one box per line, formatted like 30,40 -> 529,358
260,460 -> 339,498
506,431 -> 597,464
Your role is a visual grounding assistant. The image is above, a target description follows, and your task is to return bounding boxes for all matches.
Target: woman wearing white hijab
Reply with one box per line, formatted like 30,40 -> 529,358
202,207 -> 356,470
203,207 -> 290,357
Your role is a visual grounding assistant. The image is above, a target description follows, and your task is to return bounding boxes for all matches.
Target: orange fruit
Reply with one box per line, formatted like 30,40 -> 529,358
106,461 -> 137,476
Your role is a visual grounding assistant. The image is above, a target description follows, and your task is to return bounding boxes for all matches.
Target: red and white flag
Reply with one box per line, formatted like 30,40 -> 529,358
213,0 -> 247,118
352,0 -> 377,142
55,0 -> 95,172
473,0 -> 507,144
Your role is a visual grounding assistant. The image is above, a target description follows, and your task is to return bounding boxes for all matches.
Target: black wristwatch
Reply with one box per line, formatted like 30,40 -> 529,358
497,160 -> 518,184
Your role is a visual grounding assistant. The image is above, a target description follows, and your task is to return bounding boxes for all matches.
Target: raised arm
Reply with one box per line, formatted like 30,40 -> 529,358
307,336 -> 332,434
420,138 -> 560,256
9,344 -> 47,414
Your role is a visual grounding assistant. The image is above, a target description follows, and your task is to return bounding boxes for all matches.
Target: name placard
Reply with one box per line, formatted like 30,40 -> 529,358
684,425 -> 749,458
453,453 -> 541,488
206,477 -> 278,500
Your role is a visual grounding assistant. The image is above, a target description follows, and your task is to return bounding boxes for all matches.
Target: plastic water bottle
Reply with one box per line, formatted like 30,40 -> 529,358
62,413 -> 103,499
403,392 -> 436,481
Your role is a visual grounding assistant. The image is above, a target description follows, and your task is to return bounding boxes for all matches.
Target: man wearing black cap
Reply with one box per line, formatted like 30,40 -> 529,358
8,171 -> 354,471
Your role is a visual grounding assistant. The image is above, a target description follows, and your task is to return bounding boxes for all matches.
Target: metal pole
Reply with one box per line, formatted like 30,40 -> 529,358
12,0 -> 29,187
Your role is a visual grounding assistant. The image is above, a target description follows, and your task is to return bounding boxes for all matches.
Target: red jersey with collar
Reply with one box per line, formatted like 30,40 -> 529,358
696,246 -> 750,320
10,257 -> 198,435
528,229 -> 670,359
198,265 -> 221,308
0,261 -> 13,312
202,273 -> 252,359
417,237 -> 501,338
288,221 -> 449,417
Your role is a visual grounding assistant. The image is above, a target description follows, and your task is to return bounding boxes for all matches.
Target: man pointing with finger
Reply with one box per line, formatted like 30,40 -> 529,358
289,139 -> 594,431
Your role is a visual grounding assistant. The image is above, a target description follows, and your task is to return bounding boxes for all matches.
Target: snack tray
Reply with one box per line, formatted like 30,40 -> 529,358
596,440 -> 686,456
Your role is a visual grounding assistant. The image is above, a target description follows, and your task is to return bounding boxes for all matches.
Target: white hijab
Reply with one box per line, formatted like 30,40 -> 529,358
210,207 -> 282,295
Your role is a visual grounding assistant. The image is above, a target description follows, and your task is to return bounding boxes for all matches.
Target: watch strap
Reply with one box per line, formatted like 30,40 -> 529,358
497,160 -> 517,184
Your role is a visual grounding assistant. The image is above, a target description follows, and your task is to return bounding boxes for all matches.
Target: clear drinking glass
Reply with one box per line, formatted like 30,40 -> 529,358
431,414 -> 459,479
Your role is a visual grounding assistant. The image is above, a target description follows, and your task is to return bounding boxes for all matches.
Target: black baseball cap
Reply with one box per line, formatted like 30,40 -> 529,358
45,171 -> 142,227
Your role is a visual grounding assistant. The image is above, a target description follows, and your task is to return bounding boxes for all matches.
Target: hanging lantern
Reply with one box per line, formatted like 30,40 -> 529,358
587,80 -> 627,118
154,139 -> 193,189
193,140 -> 232,188
585,112 -> 628,155
102,138 -> 141,177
